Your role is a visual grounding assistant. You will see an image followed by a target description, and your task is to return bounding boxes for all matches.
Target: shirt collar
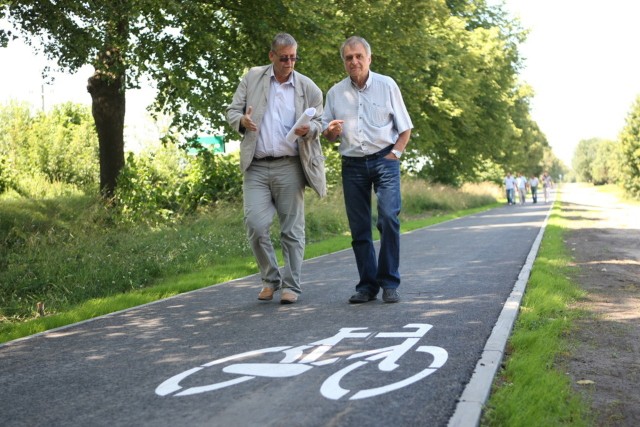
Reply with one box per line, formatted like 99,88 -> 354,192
270,68 -> 295,86
350,72 -> 373,90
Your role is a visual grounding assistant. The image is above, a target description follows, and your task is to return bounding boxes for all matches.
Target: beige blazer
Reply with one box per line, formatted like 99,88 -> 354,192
226,65 -> 326,197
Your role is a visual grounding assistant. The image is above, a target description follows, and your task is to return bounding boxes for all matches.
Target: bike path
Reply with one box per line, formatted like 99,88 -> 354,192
0,202 -> 551,427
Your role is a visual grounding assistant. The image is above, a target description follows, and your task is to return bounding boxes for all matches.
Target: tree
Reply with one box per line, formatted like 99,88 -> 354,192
2,0 -> 542,193
620,95 -> 640,197
1,1 -> 297,197
365,0 -> 532,184
540,147 -> 568,183
572,138 -> 601,183
592,139 -> 622,185
0,101 -> 31,192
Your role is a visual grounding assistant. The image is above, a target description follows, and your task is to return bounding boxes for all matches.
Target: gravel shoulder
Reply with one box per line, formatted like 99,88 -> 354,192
560,183 -> 640,426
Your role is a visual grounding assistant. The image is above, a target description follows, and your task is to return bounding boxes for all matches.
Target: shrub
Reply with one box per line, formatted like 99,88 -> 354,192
0,154 -> 13,193
179,150 -> 243,211
0,102 -> 99,195
114,146 -> 244,224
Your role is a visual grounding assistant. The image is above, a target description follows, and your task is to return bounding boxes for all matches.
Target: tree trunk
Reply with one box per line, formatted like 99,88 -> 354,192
87,70 -> 125,199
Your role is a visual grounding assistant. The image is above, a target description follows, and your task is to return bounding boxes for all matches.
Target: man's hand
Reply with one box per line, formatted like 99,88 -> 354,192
241,106 -> 258,132
294,124 -> 310,137
322,119 -> 344,141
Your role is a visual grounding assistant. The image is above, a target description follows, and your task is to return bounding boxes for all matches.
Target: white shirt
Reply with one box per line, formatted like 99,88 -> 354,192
255,71 -> 298,158
504,175 -> 516,189
322,71 -> 412,157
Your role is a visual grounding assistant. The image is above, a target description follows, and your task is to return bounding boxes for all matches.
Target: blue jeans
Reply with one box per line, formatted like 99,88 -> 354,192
506,188 -> 514,204
342,150 -> 401,296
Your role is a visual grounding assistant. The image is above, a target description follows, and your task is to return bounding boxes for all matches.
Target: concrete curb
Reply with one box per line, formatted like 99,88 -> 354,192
448,203 -> 553,427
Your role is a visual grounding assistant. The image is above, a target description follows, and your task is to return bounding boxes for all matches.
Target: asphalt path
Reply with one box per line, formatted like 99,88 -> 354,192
0,201 -> 552,427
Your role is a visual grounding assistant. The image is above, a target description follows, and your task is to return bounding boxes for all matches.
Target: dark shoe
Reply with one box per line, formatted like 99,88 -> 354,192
382,289 -> 400,303
349,292 -> 377,304
280,291 -> 298,304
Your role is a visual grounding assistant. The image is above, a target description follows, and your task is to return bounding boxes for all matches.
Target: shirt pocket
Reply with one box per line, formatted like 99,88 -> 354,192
370,102 -> 392,127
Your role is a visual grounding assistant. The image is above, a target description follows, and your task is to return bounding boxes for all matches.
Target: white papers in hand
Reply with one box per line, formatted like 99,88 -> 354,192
286,107 -> 316,144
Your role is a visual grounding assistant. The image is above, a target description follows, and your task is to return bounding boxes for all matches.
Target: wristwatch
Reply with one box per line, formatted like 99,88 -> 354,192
391,149 -> 403,159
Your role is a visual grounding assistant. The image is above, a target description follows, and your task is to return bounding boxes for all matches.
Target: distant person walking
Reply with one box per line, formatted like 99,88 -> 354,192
529,174 -> 539,203
516,173 -> 527,204
504,172 -> 516,205
542,172 -> 553,203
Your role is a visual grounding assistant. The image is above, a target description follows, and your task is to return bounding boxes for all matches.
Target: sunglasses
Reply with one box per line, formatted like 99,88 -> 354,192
277,56 -> 301,63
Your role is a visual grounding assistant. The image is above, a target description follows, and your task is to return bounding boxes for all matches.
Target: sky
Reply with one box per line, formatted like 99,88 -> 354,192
2,1 -> 640,165
496,0 -> 640,165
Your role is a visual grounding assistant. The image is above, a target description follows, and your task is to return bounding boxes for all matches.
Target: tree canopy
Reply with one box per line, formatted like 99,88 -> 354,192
1,0 -> 551,192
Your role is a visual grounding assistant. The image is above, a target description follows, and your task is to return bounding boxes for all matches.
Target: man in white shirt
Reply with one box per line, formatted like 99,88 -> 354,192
322,36 -> 412,304
504,172 -> 516,205
516,173 -> 527,204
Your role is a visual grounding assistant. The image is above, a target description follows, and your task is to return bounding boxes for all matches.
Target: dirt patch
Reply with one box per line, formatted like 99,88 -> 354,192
560,183 -> 640,426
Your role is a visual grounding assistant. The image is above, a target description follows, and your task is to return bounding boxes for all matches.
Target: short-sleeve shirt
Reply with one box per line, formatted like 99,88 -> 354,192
322,71 -> 412,157
504,176 -> 516,189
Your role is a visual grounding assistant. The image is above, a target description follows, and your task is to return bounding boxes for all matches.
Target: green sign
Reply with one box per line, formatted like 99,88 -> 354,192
192,135 -> 225,154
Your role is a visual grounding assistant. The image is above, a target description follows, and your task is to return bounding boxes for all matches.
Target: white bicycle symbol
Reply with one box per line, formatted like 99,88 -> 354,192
156,323 -> 448,401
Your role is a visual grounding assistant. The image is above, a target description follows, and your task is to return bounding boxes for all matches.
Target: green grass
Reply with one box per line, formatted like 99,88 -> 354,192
482,192 -> 592,426
0,180 -> 501,343
0,256 -> 259,343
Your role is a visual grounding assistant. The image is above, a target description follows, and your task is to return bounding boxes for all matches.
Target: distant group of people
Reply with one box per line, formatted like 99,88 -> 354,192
504,171 -> 553,205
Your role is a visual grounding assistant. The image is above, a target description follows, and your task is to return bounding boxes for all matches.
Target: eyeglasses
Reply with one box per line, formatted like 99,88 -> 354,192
278,56 -> 300,63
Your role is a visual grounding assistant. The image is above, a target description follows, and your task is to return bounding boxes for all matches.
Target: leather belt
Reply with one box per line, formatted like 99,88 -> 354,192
344,146 -> 393,161
254,156 -> 292,161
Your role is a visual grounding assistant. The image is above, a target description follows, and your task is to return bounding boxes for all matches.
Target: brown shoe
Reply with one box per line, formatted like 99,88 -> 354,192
258,287 -> 275,301
280,292 -> 298,304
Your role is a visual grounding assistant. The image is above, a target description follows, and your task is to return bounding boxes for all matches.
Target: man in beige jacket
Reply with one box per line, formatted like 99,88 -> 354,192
226,33 -> 323,304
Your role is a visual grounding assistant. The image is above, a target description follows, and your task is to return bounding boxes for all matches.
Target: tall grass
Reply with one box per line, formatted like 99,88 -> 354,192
402,180 -> 502,215
0,179 -> 500,342
0,194 -> 251,321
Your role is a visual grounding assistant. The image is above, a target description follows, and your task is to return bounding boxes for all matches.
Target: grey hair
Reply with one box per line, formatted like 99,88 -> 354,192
271,33 -> 297,52
340,36 -> 371,60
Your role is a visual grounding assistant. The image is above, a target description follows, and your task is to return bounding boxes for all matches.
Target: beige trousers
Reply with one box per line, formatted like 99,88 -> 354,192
243,157 -> 306,294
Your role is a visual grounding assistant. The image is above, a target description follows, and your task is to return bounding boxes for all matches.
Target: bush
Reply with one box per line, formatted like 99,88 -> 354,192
179,150 -> 243,211
114,151 -> 183,224
0,195 -> 251,320
114,146 -> 244,224
0,102 -> 99,195
0,154 -> 13,193
28,103 -> 100,188
322,143 -> 343,189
